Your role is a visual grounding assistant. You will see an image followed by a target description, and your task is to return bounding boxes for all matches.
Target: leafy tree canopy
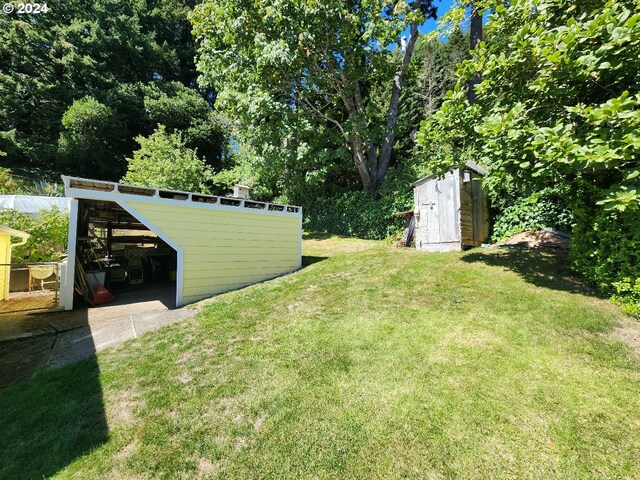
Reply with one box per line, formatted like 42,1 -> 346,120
121,125 -> 214,193
418,0 -> 640,212
0,0 -> 227,180
191,0 -> 437,196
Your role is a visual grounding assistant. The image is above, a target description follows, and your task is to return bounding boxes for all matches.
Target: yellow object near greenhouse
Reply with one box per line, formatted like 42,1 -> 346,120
0,225 -> 30,301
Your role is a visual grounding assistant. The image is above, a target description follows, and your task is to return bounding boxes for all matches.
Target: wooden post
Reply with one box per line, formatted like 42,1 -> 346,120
107,220 -> 113,259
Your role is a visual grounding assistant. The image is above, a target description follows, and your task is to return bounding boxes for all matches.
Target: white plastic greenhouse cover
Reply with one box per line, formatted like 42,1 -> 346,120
0,195 -> 71,213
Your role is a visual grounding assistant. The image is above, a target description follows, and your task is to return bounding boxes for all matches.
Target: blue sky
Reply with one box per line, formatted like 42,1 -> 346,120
395,0 -> 457,47
419,0 -> 456,34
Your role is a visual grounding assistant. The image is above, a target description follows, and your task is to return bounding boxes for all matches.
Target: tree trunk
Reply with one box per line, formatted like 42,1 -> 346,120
343,84 -> 379,194
371,20 -> 421,197
341,19 -> 421,197
467,2 -> 483,105
350,136 -> 374,192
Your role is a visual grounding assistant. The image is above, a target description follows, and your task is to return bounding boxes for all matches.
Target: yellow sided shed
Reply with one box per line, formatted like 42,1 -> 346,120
62,177 -> 302,308
0,225 -> 30,301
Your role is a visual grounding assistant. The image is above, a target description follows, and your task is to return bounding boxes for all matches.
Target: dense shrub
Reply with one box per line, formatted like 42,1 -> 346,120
0,208 -> 69,263
0,167 -> 23,194
491,188 -> 573,242
612,278 -> 640,317
304,191 -> 408,240
301,165 -> 414,240
571,205 -> 640,316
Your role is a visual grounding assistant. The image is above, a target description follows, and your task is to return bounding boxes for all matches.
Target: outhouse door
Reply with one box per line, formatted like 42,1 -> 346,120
432,174 -> 460,243
422,180 -> 440,244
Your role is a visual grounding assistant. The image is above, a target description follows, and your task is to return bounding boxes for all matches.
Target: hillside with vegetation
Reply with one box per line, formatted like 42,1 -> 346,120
1,0 -> 638,309
0,0 -> 228,181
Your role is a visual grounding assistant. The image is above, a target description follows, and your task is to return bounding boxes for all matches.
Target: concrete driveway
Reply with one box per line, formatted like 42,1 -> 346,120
0,283 -> 197,388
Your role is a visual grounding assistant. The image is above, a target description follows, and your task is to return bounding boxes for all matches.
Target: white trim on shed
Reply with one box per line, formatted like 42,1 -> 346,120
62,177 -> 303,309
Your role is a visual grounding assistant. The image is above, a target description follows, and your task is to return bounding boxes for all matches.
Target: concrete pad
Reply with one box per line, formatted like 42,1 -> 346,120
0,282 -> 197,387
0,282 -> 177,343
131,309 -> 195,337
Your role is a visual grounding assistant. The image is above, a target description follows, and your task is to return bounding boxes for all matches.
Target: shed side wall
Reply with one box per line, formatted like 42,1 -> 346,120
0,237 -> 8,300
460,172 -> 489,247
459,173 -> 474,246
472,177 -> 490,243
128,202 -> 301,304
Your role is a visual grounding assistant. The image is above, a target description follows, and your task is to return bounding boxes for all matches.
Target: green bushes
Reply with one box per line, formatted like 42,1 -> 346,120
571,205 -> 640,316
491,188 -> 573,242
0,208 -> 69,263
121,125 -> 214,193
491,187 -> 639,316
304,191 -> 408,240
612,278 -> 640,317
301,165 -> 414,240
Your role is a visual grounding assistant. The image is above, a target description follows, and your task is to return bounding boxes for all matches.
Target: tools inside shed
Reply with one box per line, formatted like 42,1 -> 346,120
75,237 -> 115,306
73,198 -> 177,308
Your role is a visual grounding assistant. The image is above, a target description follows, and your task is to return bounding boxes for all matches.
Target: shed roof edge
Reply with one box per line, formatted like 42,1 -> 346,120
411,161 -> 488,187
62,176 -> 302,217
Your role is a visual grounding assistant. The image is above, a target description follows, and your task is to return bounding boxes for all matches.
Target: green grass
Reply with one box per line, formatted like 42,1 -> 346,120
1,235 -> 639,479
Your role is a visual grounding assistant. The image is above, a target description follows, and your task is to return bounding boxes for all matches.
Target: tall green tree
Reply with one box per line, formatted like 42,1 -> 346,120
121,125 -> 214,193
0,0 -> 227,180
58,96 -> 125,176
191,0 -> 437,197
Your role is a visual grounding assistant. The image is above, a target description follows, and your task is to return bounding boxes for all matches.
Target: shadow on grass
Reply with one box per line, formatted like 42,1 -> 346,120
302,255 -> 327,268
461,248 -> 602,297
302,231 -> 334,240
0,302 -> 108,479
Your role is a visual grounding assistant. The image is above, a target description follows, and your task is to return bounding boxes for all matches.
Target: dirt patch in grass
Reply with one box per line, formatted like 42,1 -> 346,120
106,388 -> 144,427
253,412 -> 268,430
195,456 -> 225,476
611,317 -> 640,357
116,440 -> 139,461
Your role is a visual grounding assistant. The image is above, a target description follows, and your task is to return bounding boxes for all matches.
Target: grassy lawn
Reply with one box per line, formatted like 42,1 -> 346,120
1,235 -> 639,479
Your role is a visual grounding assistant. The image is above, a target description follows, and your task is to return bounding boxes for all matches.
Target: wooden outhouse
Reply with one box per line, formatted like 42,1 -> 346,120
0,225 -> 30,301
412,162 -> 489,252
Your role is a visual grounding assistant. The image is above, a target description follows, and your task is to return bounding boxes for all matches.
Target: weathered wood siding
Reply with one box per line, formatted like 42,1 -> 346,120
459,170 -> 489,247
472,175 -> 489,244
459,170 -> 474,246
414,170 -> 462,251
128,202 -> 302,304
